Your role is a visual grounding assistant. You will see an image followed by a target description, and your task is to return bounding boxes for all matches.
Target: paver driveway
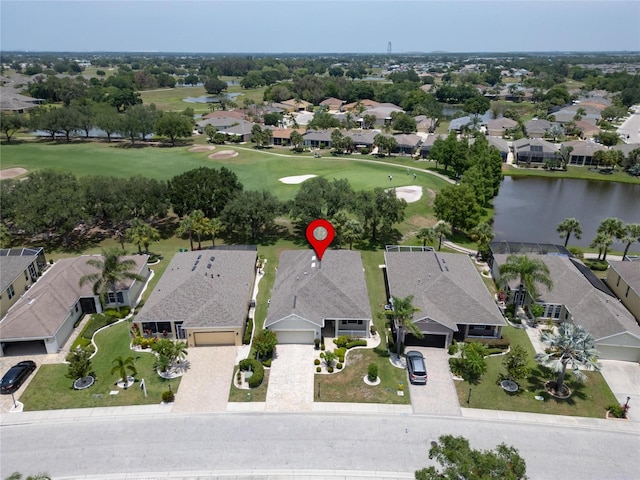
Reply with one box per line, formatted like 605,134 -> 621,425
265,344 -> 315,412
171,346 -> 237,413
406,347 -> 461,416
600,359 -> 640,422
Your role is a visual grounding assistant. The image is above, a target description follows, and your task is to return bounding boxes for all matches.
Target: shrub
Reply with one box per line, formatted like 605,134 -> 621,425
370,325 -> 377,335
316,366 -> 321,373
334,335 -> 350,348
103,307 -> 131,319
261,358 -> 272,368
243,317 -> 253,345
253,329 -> 278,358
327,366 -> 334,373
568,246 -> 584,259
368,363 -> 378,380
374,347 -> 390,357
585,259 -> 609,271
530,304 -> 545,318
320,343 -> 325,350
346,339 -> 367,349
81,314 -> 118,340
162,390 -> 175,402
238,359 -> 264,388
336,363 -> 343,370
607,403 -> 628,418
470,337 -> 510,349
447,341 -> 458,356
314,359 -> 320,366
334,347 -> 346,363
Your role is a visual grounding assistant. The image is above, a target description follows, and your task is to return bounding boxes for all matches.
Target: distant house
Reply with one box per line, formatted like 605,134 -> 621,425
393,133 -> 422,155
265,250 -> 372,343
414,115 -> 437,133
448,116 -> 474,132
612,143 -> 640,168
468,136 -> 509,160
202,110 -> 245,121
264,127 -> 304,147
574,120 -> 601,139
342,99 -> 380,112
196,116 -> 245,134
606,260 -> 640,322
513,137 -> 558,164
524,119 -> 556,138
347,130 -> 377,150
218,119 -> 255,142
0,248 -> 47,319
487,117 -> 517,137
384,247 -> 506,348
319,97 -> 344,112
281,98 -> 312,112
490,252 -> 640,362
0,88 -> 44,112
303,130 -> 333,149
562,140 -> 607,166
0,254 -> 149,356
358,104 -> 405,128
134,249 -> 257,347
419,134 -> 446,158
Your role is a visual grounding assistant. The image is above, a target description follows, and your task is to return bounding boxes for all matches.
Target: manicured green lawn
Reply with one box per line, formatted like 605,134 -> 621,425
505,164 -> 640,185
453,326 -> 618,418
228,367 -> 270,402
20,321 -> 179,410
315,348 -> 410,404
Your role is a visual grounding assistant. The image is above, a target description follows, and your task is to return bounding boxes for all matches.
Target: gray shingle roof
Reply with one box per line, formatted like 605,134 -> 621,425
608,261 -> 640,295
385,251 -> 506,331
265,250 -> 372,328
493,254 -> 640,341
0,254 -> 148,340
0,249 -> 40,293
136,250 -> 256,329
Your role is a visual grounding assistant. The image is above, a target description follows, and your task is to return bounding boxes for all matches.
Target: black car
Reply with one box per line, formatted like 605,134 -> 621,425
406,350 -> 427,385
0,360 -> 36,394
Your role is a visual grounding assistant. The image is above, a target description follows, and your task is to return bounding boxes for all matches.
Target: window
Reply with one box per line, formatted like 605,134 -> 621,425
25,270 -> 29,280
7,284 -> 15,300
553,305 -> 562,319
107,292 -> 116,303
29,264 -> 37,281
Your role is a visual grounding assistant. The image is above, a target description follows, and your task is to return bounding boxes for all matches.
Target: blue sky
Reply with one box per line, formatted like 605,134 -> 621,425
1,0 -> 639,53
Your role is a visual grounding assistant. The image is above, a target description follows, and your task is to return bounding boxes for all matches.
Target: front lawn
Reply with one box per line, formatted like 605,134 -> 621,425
228,367 -> 270,402
453,326 -> 618,418
20,321 -> 179,410
314,349 -> 410,404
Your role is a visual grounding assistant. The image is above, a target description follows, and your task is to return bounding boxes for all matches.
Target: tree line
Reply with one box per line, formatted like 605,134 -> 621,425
0,167 -> 408,250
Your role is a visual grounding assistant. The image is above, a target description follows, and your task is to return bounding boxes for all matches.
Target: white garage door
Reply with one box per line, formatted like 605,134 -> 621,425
275,330 -> 315,344
597,345 -> 640,362
194,331 -> 236,346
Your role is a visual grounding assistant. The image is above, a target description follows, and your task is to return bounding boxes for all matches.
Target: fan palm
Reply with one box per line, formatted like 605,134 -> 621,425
79,248 -> 145,311
620,223 -> 640,259
433,221 -> 452,251
497,255 -> 553,306
535,322 -> 600,395
556,218 -> 582,247
342,219 -> 363,250
469,222 -> 494,256
416,227 -> 436,247
111,355 -> 137,388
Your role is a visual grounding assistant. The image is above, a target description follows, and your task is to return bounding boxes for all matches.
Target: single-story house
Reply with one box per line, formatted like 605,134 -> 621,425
1,248 -> 47,319
414,115 -> 437,133
0,88 -> 44,112
487,117 -> 517,137
612,143 -> 640,168
196,116 -> 245,134
574,120 -> 601,139
281,98 -> 312,112
0,254 -> 149,356
319,97 -> 344,112
202,110 -> 245,121
606,260 -> 640,322
469,136 -> 509,160
303,130 -> 333,149
134,249 -> 257,347
419,134 -> 446,158
448,116 -> 475,132
358,104 -> 405,127
393,133 -> 422,155
343,99 -> 380,112
264,127 -> 304,146
513,137 -> 558,164
491,253 -> 640,362
562,140 -> 607,166
524,119 -> 555,138
218,119 -> 255,142
265,250 -> 372,344
384,247 -> 506,348
348,130 -> 377,150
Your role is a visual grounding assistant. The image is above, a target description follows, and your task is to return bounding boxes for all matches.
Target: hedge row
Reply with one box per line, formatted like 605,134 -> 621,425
469,337 -> 510,349
243,317 -> 253,345
238,359 -> 264,388
81,313 -> 119,340
346,339 -> 367,349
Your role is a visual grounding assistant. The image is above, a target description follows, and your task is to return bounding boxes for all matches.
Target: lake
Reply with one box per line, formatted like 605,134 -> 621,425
492,176 -> 640,253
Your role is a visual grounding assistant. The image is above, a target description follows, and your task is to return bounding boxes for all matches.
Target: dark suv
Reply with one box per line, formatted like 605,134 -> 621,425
406,350 -> 427,385
1,360 -> 36,394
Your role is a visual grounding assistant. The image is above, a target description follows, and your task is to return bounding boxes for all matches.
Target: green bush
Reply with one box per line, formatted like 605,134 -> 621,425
346,339 -> 367,349
567,246 -> 584,259
367,363 -> 378,380
243,317 -> 253,345
334,347 -> 346,363
320,343 -> 325,350
470,337 -> 510,349
238,359 -> 265,388
162,390 -> 175,402
448,341 -> 458,356
327,366 -> 334,373
373,346 -> 390,357
336,363 -> 343,369
585,259 -> 609,271
314,359 -> 320,366
261,358 -> 272,368
81,314 -> 119,340
316,366 -> 321,373
102,307 -> 131,319
333,335 -> 351,348
607,403 -> 627,418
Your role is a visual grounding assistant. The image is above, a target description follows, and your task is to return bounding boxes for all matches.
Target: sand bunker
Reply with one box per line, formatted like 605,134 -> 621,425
389,185 -> 423,203
189,145 -> 216,152
208,150 -> 239,159
279,174 -> 318,185
0,168 -> 27,180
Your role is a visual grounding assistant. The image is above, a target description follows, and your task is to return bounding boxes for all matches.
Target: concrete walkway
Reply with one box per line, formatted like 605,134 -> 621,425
265,344 -> 315,412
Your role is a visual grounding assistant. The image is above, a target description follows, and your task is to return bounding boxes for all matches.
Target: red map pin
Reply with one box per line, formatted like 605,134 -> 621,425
306,219 -> 335,261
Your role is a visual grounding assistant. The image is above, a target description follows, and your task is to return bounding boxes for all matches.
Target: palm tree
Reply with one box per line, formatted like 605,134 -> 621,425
172,341 -> 189,364
596,217 -> 625,261
176,215 -> 195,251
590,232 -> 612,261
204,217 -> 225,247
187,210 -> 207,249
469,222 -> 494,256
497,255 -> 553,306
416,227 -> 436,247
556,218 -> 582,247
388,295 -> 422,357
535,322 -> 601,396
331,210 -> 349,248
79,248 -> 145,311
620,223 -> 640,259
110,355 -> 137,388
126,218 -> 160,254
290,130 -> 303,149
433,221 -> 452,251
342,219 -> 363,250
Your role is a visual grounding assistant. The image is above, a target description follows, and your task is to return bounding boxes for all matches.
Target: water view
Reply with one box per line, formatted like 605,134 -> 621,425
492,176 -> 640,253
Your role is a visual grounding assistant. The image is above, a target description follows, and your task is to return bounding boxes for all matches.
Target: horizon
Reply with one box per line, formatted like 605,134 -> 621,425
1,1 -> 639,53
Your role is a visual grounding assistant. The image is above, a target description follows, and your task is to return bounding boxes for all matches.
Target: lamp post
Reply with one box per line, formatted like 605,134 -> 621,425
467,388 -> 472,406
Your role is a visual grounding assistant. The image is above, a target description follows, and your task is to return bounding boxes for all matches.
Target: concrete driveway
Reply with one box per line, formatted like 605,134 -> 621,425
171,346 -> 237,413
265,344 -> 315,412
600,359 -> 640,422
406,347 -> 461,416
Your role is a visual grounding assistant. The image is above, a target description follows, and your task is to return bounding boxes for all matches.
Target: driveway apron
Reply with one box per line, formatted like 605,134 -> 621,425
407,347 -> 461,416
171,346 -> 237,413
265,344 -> 315,412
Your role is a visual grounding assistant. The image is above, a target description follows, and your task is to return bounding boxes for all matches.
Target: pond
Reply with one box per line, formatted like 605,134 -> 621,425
183,92 -> 242,103
492,176 -> 640,253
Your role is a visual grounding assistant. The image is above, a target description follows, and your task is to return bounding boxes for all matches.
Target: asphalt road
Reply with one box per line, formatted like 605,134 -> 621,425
1,412 -> 638,479
617,105 -> 640,144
